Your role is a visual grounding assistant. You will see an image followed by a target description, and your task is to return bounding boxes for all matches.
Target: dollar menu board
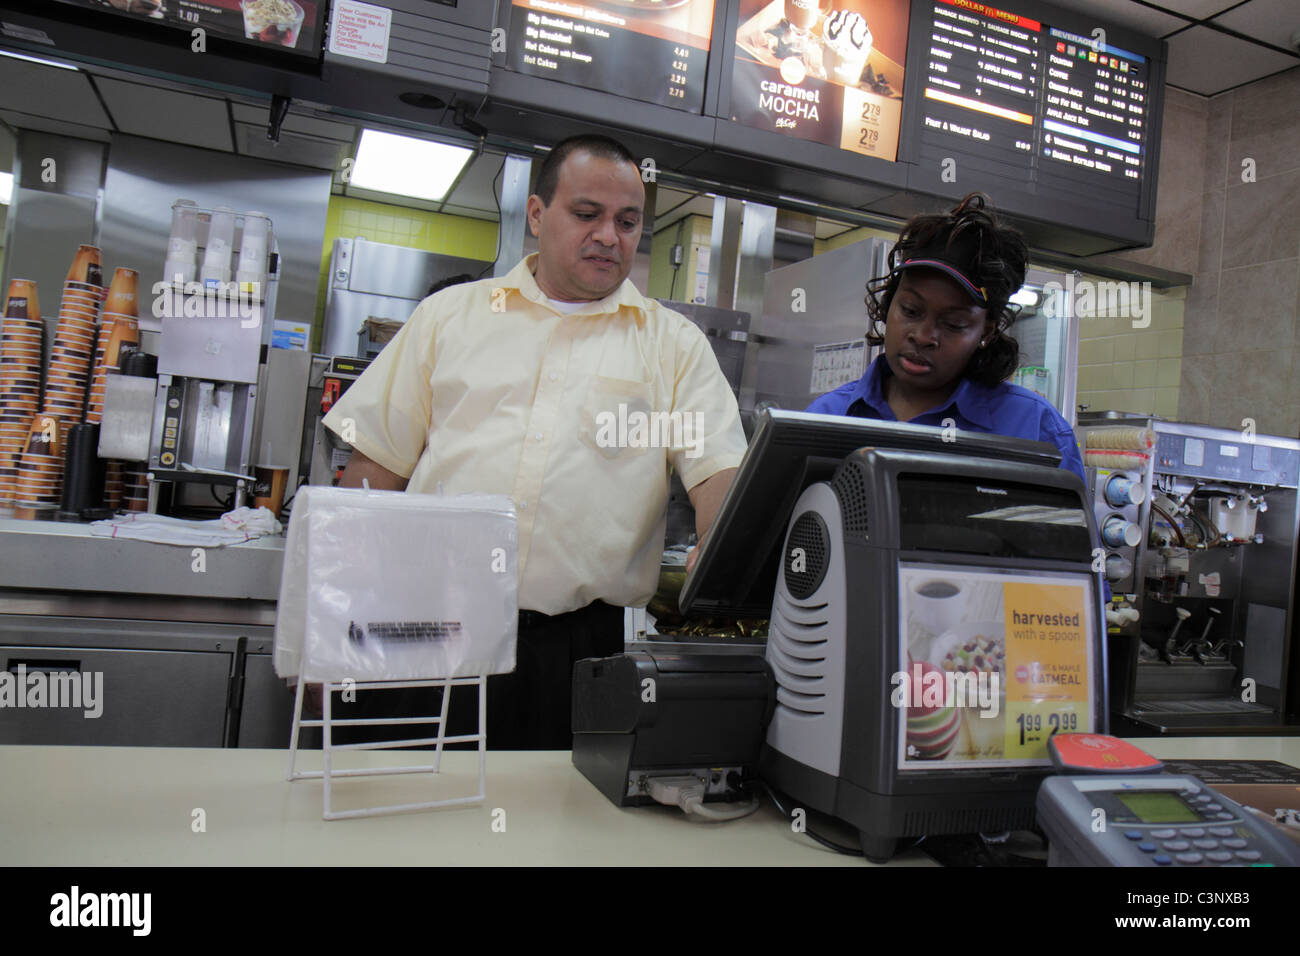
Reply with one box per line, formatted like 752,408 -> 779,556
730,0 -> 911,161
918,0 -> 1151,207
503,0 -> 716,113
42,0 -> 326,57
897,565 -> 1095,770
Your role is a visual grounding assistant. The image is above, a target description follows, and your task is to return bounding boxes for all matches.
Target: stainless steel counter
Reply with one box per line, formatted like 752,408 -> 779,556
0,516 -> 284,603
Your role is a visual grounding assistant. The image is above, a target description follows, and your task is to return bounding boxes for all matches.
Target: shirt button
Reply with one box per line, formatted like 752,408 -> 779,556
518,500 -> 527,510
548,372 -> 558,382
535,432 -> 543,441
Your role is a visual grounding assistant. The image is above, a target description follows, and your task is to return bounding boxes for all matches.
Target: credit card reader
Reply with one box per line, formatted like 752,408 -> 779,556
1036,735 -> 1300,866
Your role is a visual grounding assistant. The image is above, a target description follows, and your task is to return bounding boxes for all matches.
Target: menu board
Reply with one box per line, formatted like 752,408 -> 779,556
43,0 -> 327,57
896,565 -> 1094,771
917,0 -> 1152,204
503,0 -> 715,113
730,0 -> 911,161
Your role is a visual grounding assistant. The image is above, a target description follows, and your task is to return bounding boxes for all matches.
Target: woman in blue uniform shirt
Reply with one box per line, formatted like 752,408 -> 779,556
807,192 -> 1086,487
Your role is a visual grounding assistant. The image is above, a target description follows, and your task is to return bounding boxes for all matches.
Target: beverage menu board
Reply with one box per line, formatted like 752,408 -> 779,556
43,0 -> 326,57
897,565 -> 1095,771
918,0 -> 1151,205
731,0 -> 911,161
503,0 -> 716,113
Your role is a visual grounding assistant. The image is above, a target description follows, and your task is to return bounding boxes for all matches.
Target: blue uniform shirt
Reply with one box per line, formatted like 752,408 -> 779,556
806,354 -> 1087,487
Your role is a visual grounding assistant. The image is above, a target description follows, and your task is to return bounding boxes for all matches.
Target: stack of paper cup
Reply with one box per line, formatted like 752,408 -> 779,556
0,280 -> 46,507
43,247 -> 107,426
14,410 -> 66,511
87,268 -> 141,426
122,461 -> 149,512
104,459 -> 123,511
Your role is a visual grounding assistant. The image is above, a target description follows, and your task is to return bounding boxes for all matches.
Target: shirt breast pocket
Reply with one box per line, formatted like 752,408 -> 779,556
579,375 -> 656,460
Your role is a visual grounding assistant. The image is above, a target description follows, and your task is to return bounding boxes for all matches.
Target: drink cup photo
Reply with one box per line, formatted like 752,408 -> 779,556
253,464 -> 289,517
910,578 -> 967,637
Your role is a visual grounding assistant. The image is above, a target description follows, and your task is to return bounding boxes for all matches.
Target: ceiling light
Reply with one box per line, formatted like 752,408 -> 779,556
348,130 -> 473,202
0,49 -> 80,71
1011,288 -> 1039,307
0,172 -> 12,205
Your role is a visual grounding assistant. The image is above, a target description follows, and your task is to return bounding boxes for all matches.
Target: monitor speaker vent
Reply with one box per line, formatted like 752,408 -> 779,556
784,511 -> 830,599
831,462 -> 870,537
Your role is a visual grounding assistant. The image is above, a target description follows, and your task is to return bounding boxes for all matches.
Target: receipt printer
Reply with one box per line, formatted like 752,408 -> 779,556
572,651 -> 775,807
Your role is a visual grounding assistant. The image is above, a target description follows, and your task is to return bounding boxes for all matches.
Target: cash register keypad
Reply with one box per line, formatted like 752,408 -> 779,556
1113,784 -> 1276,866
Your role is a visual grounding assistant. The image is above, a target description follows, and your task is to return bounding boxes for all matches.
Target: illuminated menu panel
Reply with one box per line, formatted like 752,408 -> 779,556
1039,27 -> 1148,200
729,0 -> 912,161
917,0 -> 1152,202
45,0 -> 327,58
504,0 -> 715,113
921,0 -> 1042,173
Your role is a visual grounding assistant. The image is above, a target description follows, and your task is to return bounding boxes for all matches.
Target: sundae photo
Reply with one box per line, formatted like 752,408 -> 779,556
737,1 -> 900,95
241,0 -> 306,48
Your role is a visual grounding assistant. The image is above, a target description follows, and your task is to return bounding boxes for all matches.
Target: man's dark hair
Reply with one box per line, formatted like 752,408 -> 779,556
426,273 -> 475,298
533,134 -> 638,206
866,193 -> 1028,387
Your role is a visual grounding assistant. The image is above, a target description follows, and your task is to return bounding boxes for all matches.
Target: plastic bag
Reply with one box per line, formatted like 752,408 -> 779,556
274,485 -> 517,682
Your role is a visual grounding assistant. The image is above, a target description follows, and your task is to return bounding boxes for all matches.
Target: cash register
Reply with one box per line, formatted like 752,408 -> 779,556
680,410 -> 1109,862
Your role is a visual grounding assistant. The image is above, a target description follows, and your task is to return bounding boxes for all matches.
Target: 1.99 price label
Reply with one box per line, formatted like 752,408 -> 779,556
1002,701 -> 1088,759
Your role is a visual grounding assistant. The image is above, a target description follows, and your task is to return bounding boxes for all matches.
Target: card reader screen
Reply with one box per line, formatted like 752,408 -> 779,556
1115,791 -> 1200,823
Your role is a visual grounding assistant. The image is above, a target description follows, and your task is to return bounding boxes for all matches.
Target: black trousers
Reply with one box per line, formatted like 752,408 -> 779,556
326,600 -> 624,750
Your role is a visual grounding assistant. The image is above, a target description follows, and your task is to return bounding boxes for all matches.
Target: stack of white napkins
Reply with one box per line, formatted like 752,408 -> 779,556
88,506 -> 283,547
273,486 -> 518,683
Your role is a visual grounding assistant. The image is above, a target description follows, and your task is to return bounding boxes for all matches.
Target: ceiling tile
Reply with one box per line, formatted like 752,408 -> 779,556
0,58 -> 111,129
229,103 -> 358,143
1033,0 -> 1190,38
1166,24 -> 1299,93
1213,0 -> 1300,54
443,151 -> 504,215
1155,0 -> 1249,19
0,110 -> 111,143
93,77 -> 232,152
232,123 -> 351,171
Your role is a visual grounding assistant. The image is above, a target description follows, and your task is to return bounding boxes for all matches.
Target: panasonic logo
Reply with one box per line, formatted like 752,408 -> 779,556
976,486 -> 1008,495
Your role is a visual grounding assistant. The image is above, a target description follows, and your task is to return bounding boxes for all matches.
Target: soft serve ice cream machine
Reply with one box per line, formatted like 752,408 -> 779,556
1078,414 -> 1300,732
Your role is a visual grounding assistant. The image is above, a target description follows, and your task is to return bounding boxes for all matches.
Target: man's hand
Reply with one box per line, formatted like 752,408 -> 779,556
338,449 -> 408,491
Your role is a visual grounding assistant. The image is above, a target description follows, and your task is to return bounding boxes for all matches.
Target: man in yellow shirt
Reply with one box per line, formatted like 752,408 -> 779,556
320,134 -> 746,748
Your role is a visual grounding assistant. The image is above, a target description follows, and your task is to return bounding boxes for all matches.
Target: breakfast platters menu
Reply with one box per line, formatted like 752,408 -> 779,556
44,0 -> 327,57
896,565 -> 1095,770
504,0 -> 716,113
731,0 -> 910,160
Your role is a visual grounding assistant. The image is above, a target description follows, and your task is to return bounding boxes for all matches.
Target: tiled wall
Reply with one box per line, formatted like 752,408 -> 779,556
647,214 -> 717,302
1180,67 -> 1300,439
313,196 -> 497,349
1074,283 -> 1185,419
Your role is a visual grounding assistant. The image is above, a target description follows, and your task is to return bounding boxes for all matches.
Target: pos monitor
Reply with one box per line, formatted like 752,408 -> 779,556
681,409 -> 1107,862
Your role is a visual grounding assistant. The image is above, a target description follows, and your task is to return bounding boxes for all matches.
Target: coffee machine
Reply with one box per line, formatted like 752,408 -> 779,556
1078,413 -> 1300,733
146,208 -> 279,512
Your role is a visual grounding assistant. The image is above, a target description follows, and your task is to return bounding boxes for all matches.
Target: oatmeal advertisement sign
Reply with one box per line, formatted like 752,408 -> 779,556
45,0 -> 326,57
731,0 -> 909,160
895,565 -> 1094,769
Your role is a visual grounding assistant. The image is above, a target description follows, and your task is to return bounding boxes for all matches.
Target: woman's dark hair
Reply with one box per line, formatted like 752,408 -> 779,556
866,192 -> 1027,387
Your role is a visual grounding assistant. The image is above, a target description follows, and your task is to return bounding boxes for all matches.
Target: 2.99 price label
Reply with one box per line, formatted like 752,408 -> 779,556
1002,701 -> 1088,759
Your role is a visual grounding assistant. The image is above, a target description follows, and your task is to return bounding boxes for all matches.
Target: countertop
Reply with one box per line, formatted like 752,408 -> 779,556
0,516 -> 284,602
2,737 -> 1297,866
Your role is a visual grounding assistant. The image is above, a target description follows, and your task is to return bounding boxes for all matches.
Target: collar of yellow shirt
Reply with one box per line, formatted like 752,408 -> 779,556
498,253 -> 651,320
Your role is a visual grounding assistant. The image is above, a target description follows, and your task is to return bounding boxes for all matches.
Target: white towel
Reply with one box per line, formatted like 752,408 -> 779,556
88,506 -> 283,547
